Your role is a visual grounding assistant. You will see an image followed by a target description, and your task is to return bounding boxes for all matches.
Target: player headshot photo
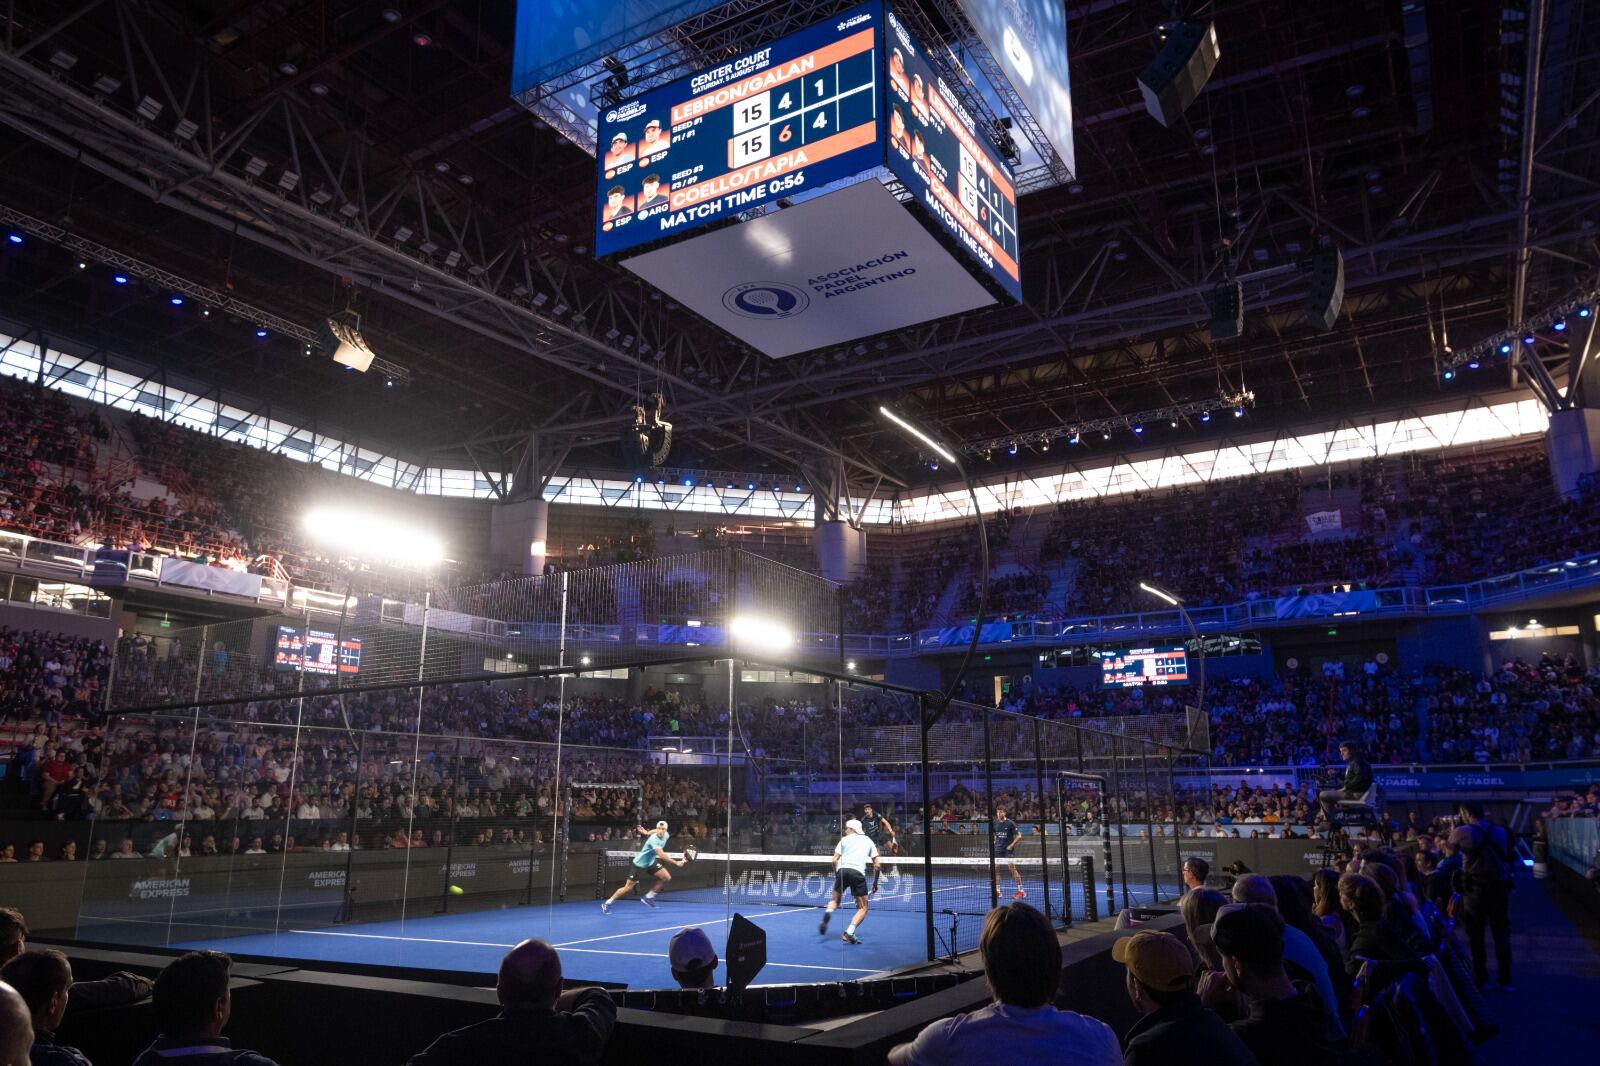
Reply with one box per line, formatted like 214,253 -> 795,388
639,118 -> 671,158
637,174 -> 667,210
910,72 -> 928,119
889,48 -> 908,94
603,130 -> 635,169
911,129 -> 926,165
890,107 -> 908,153
603,184 -> 633,222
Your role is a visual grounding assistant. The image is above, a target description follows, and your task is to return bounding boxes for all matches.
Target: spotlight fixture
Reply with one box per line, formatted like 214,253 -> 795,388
76,261 -> 86,270
1008,441 -> 1019,456
1234,407 -> 1245,418
169,295 -> 184,306
4,232 -> 21,245
1553,320 -> 1567,332
1468,360 -> 1480,370
412,32 -> 433,47
1442,369 -> 1454,380
320,313 -> 375,371
1499,342 -> 1513,354
112,274 -> 128,285
1522,334 -> 1536,346
1580,307 -> 1593,318
1133,424 -> 1144,435
1200,412 -> 1211,423
255,327 -> 269,338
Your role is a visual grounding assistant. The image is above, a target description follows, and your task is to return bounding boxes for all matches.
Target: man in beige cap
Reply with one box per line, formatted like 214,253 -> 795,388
1113,930 -> 1259,1066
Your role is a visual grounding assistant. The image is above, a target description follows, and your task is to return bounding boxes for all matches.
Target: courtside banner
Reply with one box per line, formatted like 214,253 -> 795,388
621,180 -> 995,358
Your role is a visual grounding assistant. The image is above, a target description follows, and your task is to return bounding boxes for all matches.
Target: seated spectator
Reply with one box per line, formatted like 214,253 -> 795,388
668,928 -> 717,990
1182,856 -> 1210,893
889,903 -> 1119,1066
1338,874 -> 1420,978
2,980 -> 32,1066
132,951 -> 279,1066
406,939 -> 614,1066
1179,888 -> 1227,971
1229,875 -> 1342,1035
0,949 -> 91,1065
1209,905 -> 1341,1065
1309,870 -> 1350,951
1114,929 -> 1257,1066
0,914 -> 20,968
0,910 -> 150,1014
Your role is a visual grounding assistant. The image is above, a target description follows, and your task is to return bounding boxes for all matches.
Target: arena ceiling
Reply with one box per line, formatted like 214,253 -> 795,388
0,0 -> 1597,499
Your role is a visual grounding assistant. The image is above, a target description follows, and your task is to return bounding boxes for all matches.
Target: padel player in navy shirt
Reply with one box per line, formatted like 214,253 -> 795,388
993,807 -> 1025,902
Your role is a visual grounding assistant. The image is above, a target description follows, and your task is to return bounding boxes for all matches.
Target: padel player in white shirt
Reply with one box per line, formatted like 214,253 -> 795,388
821,818 -> 880,944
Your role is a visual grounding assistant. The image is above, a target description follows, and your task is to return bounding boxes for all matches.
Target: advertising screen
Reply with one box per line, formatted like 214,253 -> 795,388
1101,646 -> 1190,688
883,11 -> 1021,301
957,0 -> 1077,179
595,2 -> 885,258
274,626 -> 362,676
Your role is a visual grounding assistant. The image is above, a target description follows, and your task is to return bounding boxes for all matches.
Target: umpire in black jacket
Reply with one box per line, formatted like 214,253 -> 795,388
1317,741 -> 1374,823
406,939 -> 616,1066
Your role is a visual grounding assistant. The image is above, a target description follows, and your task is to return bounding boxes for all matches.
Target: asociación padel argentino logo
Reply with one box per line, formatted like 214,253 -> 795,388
722,282 -> 810,320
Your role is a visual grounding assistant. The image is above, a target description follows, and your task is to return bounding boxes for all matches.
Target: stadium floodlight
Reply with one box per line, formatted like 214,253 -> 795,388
323,313 -> 376,372
879,406 -> 955,464
301,506 -> 445,565
728,615 -> 794,652
1138,581 -> 1181,607
879,405 -> 987,717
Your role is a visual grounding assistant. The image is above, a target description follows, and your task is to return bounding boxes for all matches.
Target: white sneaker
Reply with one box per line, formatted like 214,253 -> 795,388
600,901 -> 611,915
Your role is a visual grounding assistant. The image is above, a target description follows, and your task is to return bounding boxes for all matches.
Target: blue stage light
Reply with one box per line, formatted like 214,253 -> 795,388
1553,320 -> 1567,332
683,477 -> 693,487
1442,369 -> 1454,380
1234,407 -> 1245,418
1008,442 -> 1018,455
1468,360 -> 1480,370
1132,424 -> 1143,435
1498,342 -> 1512,354
113,274 -> 128,285
1200,412 -> 1211,423
1579,307 -> 1592,318
169,295 -> 184,306
255,328 -> 268,338
5,233 -> 22,245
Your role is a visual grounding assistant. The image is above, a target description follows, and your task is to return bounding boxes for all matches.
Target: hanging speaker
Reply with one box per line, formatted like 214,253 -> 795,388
1138,19 -> 1220,128
1305,247 -> 1345,331
1208,280 -> 1244,341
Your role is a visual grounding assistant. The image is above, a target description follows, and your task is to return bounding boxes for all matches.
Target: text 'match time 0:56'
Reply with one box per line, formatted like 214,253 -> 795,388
595,3 -> 885,258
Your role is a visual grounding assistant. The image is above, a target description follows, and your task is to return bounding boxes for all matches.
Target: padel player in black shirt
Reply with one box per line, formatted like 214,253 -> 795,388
862,803 -> 899,893
992,807 -> 1025,902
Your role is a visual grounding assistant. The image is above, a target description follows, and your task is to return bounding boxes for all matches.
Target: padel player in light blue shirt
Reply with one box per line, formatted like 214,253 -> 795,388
602,819 -> 687,912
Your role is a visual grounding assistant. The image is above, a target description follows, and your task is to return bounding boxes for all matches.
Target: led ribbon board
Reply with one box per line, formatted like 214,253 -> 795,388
884,10 -> 1021,301
595,3 -> 886,258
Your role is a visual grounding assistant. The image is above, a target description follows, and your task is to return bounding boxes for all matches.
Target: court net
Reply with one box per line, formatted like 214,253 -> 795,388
600,850 -> 1102,919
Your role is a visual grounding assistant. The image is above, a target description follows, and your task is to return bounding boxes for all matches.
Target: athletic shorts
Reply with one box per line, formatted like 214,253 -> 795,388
834,867 -> 869,899
627,862 -> 662,884
994,847 -> 1017,862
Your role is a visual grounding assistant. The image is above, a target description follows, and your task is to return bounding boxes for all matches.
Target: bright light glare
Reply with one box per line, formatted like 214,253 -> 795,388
1139,581 -> 1181,607
729,615 -> 794,652
301,507 -> 445,565
879,406 -> 956,464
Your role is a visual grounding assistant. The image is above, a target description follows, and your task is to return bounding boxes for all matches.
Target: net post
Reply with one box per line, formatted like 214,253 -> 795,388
1141,744 -> 1160,904
982,703 -> 997,910
1033,716 -> 1050,922
1055,770 -> 1071,927
1113,735 -> 1131,910
438,736 -> 461,914
1102,800 -> 1116,920
919,691 -> 936,963
1081,855 -> 1097,922
1168,759 -> 1183,904
561,780 -> 572,902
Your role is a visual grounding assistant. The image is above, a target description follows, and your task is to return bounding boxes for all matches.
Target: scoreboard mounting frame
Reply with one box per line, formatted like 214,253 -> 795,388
594,2 -> 886,259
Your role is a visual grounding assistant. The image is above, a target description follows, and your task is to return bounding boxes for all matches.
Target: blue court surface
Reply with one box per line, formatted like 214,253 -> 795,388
80,864 -> 1162,988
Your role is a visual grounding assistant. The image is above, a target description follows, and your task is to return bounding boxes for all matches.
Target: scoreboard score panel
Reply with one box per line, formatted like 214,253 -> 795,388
884,10 -> 1021,301
595,3 -> 884,258
1101,646 -> 1190,689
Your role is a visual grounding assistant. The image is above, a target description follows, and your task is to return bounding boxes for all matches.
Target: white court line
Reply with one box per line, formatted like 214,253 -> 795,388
288,929 -> 516,949
552,904 -> 821,949
558,947 -> 876,973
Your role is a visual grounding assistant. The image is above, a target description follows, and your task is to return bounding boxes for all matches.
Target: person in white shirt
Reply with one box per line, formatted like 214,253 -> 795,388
888,902 -> 1120,1066
820,819 -> 879,944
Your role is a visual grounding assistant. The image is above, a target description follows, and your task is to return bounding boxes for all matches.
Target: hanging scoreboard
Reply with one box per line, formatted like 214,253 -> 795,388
595,3 -> 886,258
883,10 -> 1021,301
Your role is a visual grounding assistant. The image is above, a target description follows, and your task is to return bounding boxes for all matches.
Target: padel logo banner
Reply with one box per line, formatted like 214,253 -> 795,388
723,282 -> 810,319
724,868 -> 905,900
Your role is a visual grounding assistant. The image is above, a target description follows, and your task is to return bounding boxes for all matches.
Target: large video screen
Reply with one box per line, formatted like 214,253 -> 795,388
1101,646 -> 1189,688
958,0 -> 1077,179
274,625 -> 362,676
594,2 -> 885,258
884,11 -> 1021,301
